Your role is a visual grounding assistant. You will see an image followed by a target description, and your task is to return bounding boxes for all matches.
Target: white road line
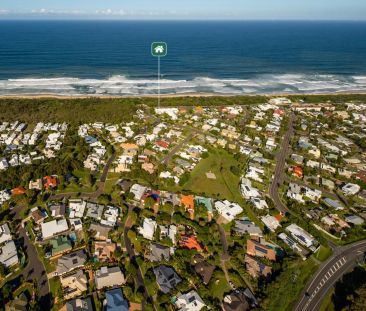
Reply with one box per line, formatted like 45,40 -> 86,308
336,262 -> 341,269
326,271 -> 332,278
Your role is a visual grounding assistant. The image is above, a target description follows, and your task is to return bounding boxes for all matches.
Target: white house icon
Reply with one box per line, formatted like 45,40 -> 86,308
154,45 -> 165,54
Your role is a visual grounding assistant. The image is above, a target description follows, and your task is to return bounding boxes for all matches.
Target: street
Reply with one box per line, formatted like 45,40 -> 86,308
294,240 -> 366,311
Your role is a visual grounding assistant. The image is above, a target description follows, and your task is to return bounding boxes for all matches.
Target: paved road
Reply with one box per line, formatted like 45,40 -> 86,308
269,113 -> 295,214
10,206 -> 51,309
294,240 -> 366,311
123,204 -> 154,310
50,152 -> 116,201
160,132 -> 195,165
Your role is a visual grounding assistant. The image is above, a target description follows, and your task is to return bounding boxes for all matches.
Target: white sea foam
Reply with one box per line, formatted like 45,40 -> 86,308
0,74 -> 365,96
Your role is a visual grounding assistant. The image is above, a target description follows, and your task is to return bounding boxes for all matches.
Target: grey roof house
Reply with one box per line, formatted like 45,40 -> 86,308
153,265 -> 182,293
56,250 -> 87,275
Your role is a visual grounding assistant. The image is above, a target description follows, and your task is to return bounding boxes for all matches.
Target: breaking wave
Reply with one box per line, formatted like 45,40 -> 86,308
0,74 -> 365,96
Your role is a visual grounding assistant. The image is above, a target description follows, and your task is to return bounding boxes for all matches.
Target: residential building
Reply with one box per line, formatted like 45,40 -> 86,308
245,255 -> 272,279
94,241 -> 116,262
60,269 -> 88,300
175,290 -> 206,311
223,292 -> 250,311
95,266 -> 125,290
234,218 -> 263,237
41,218 -> 69,240
104,288 -> 129,311
0,240 -> 19,267
286,224 -> 318,252
246,239 -> 277,261
153,265 -> 182,294
0,223 -> 11,244
50,236 -> 72,256
214,200 -> 243,222
56,250 -> 87,276
63,297 -> 94,311
193,255 -> 215,285
138,218 -> 157,240
146,243 -> 171,262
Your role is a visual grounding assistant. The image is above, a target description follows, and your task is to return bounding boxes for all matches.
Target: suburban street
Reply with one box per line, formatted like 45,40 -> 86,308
123,204 -> 155,311
10,205 -> 51,309
269,112 -> 295,214
294,240 -> 366,311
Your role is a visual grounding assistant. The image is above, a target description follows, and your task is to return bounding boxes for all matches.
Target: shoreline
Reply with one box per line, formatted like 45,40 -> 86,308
1,91 -> 366,99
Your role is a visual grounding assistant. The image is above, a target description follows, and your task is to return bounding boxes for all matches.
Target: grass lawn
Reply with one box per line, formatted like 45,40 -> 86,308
181,149 -> 240,201
314,245 -> 333,262
49,277 -> 63,310
262,258 -> 319,311
319,288 -> 335,311
209,272 -> 231,300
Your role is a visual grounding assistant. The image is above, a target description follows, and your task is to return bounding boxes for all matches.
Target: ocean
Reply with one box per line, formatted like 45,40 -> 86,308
0,20 -> 366,96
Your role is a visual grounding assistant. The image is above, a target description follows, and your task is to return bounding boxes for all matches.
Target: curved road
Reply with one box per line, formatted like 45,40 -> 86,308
294,240 -> 366,311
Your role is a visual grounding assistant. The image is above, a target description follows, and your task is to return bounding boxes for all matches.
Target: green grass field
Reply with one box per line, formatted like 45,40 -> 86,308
262,258 -> 319,311
182,149 -> 240,201
314,245 -> 333,262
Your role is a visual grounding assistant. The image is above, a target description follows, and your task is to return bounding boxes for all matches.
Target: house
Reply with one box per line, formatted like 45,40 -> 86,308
345,215 -> 364,225
193,255 -> 215,285
286,224 -> 318,252
28,178 -> 43,191
138,218 -> 157,240
142,162 -> 155,174
5,293 -> 28,311
278,233 -> 309,259
246,239 -> 277,261
214,200 -> 243,223
179,234 -> 203,251
56,250 -> 87,276
291,166 -> 304,178
0,240 -> 19,267
95,266 -> 125,290
63,297 -> 94,311
49,203 -> 66,218
181,195 -> 195,220
60,269 -> 88,299
43,175 -> 58,190
69,199 -> 87,218
240,178 -> 260,199
323,198 -> 344,211
85,202 -> 104,221
90,223 -> 111,241
159,224 -> 177,245
105,288 -> 129,311
245,254 -> 272,279
0,223 -> 12,244
260,215 -> 281,232
223,291 -> 250,311
41,218 -> 69,240
116,179 -> 132,193
341,183 -> 361,196
153,265 -> 182,294
146,243 -> 171,262
130,184 -> 147,201
251,197 -> 269,210
94,241 -> 116,262
175,290 -> 206,311
120,143 -> 139,156
50,236 -> 72,256
31,207 -> 48,225
101,206 -> 119,227
234,218 -> 263,237
11,187 -> 26,196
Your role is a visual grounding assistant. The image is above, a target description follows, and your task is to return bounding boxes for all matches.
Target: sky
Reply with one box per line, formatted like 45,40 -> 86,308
0,0 -> 366,20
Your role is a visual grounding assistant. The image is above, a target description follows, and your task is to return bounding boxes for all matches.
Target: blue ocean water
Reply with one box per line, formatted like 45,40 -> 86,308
0,20 -> 365,95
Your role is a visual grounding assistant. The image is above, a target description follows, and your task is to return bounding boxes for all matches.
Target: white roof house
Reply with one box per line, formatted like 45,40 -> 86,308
138,218 -> 157,240
341,183 -> 361,196
130,184 -> 147,201
251,197 -> 269,210
286,224 -> 318,252
175,290 -> 206,311
0,240 -> 19,267
214,200 -> 243,222
240,178 -> 260,199
69,200 -> 87,218
101,206 -> 119,227
0,223 -> 12,244
41,219 -> 69,239
261,215 -> 281,232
